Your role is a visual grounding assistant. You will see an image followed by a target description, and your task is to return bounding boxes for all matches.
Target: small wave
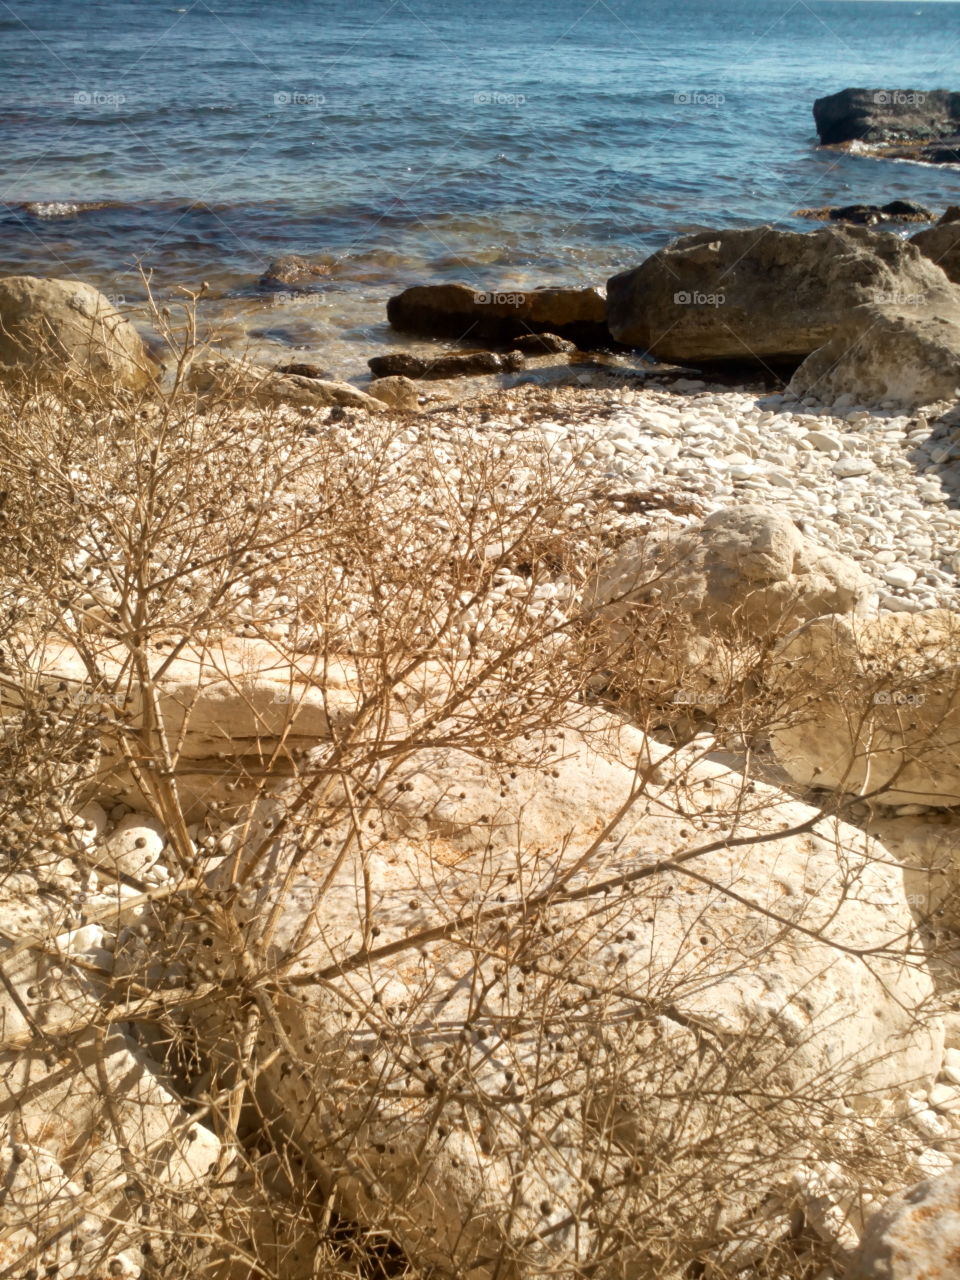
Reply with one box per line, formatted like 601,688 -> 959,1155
20,199 -> 121,219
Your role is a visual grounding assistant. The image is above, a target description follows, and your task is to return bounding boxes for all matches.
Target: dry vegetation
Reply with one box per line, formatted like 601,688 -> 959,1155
0,309 -> 955,1280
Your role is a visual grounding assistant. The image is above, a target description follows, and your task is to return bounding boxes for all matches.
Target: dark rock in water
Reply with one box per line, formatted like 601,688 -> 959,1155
883,200 -> 937,220
511,332 -> 577,354
796,201 -> 936,226
368,349 -> 525,381
813,88 -> 960,147
368,353 -> 427,379
422,350 -> 519,379
606,224 -> 958,363
275,361 -> 333,380
939,206 -> 960,224
259,254 -> 332,290
910,221 -> 960,284
386,282 -> 608,346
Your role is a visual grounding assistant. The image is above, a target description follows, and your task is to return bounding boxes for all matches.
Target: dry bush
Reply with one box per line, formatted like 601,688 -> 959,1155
0,306 -> 954,1280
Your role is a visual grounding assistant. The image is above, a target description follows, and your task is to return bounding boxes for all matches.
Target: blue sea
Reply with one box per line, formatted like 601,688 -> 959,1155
3,0 -> 960,375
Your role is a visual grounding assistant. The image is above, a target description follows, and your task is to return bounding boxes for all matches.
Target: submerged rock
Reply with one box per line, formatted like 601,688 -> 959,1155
259,254 -> 333,289
796,201 -> 936,226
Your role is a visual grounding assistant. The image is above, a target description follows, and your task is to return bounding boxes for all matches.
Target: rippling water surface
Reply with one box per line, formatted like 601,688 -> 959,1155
3,0 -> 960,374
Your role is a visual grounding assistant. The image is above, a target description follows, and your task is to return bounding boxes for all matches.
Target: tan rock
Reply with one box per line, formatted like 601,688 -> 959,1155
585,505 -> 874,707
770,610 -> 960,807
186,354 -> 386,412
0,276 -> 157,394
197,712 -> 941,1279
365,373 -> 420,411
789,300 -> 960,408
846,1164 -> 960,1280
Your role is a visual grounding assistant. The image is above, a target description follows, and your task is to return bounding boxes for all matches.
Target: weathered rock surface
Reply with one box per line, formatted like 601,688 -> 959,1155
0,276 -> 157,393
585,505 -> 874,706
8,638 -> 364,818
910,220 -> 960,284
789,301 -> 960,408
813,87 -> 960,147
365,373 -> 420,410
846,1164 -> 960,1279
386,282 -> 609,345
186,354 -> 385,411
194,712 -> 942,1279
770,610 -> 960,807
605,226 -> 957,361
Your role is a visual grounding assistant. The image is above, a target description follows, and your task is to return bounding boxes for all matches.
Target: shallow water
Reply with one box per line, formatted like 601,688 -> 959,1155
3,0 -> 960,377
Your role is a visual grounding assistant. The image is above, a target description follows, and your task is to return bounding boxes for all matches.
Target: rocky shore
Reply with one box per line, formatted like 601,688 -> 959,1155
1,192 -> 960,1280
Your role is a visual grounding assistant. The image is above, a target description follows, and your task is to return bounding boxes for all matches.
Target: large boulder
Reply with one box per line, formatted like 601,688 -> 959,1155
584,506 -> 874,707
813,88 -> 960,147
194,712 -> 942,1279
910,220 -> 960,283
0,276 -> 157,393
386,282 -> 609,345
846,1165 -> 960,1279
770,610 -> 960,808
8,637 -> 364,819
605,225 -> 957,361
789,298 -> 960,408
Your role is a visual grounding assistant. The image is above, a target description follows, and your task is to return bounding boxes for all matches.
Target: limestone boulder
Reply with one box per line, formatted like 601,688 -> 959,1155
846,1164 -> 960,1279
584,505 -> 874,707
365,374 -> 420,410
789,300 -> 960,408
0,276 -> 157,393
605,225 -> 957,361
8,637 -> 364,819
770,610 -> 960,807
386,282 -> 608,345
186,355 -> 385,412
194,712 -> 941,1279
